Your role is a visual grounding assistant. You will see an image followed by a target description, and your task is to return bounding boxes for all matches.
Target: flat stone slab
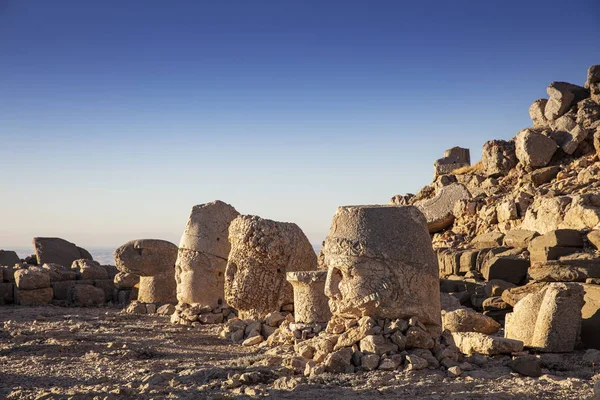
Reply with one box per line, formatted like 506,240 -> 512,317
415,184 -> 470,233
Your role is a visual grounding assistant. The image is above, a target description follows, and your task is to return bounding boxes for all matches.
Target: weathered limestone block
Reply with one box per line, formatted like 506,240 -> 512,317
0,250 -> 20,267
501,282 -> 549,307
16,287 -> 53,305
481,256 -> 529,285
480,140 -> 517,177
113,272 -> 139,289
70,284 -> 105,306
73,259 -> 108,280
505,283 -> 584,352
544,81 -> 589,121
521,195 -> 600,234
41,263 -> 77,282
528,259 -> 600,282
415,183 -> 470,233
529,99 -> 549,127
323,205 -> 441,332
51,280 -> 77,301
33,237 -> 92,266
471,232 -> 504,249
442,308 -> 500,334
93,279 -> 114,302
287,271 -> 331,324
586,65 -> 600,89
581,283 -> 600,349
114,239 -> 178,303
434,147 -> 470,177
451,332 -> 523,355
528,166 -> 561,187
0,282 -> 15,304
515,129 -> 558,168
503,229 -> 539,248
224,215 -> 317,320
176,200 -> 239,307
14,267 -> 50,290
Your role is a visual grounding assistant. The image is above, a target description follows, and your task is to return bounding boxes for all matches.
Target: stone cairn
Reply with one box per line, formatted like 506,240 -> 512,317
219,215 -> 318,346
170,200 -> 240,326
114,239 -> 178,315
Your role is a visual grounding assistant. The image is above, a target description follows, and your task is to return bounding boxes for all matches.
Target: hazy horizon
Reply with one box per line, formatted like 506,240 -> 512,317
2,1 -> 600,248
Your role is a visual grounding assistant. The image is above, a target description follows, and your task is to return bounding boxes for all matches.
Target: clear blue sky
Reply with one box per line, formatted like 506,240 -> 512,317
1,0 -> 599,248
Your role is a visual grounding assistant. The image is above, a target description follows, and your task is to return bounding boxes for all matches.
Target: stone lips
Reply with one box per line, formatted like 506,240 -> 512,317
322,205 -> 441,330
225,215 -> 318,320
175,200 -> 239,307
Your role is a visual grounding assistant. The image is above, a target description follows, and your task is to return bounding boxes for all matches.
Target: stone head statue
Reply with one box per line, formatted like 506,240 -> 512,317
323,205 -> 441,331
224,215 -> 317,319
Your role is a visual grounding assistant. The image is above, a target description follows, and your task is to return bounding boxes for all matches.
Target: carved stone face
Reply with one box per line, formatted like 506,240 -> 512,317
323,205 -> 442,330
224,215 -> 317,320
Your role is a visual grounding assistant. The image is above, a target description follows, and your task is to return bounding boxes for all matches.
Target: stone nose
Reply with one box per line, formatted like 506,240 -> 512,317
325,267 -> 343,300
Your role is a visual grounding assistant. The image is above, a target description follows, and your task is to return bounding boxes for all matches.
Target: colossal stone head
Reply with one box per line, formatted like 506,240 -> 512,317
323,205 -> 441,331
114,239 -> 178,303
225,215 -> 318,319
175,200 -> 239,308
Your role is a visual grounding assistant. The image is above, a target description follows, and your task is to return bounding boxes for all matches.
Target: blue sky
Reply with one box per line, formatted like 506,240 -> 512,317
1,0 -> 599,248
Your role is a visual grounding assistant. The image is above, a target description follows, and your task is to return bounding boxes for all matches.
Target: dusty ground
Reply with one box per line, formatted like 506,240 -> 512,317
0,306 -> 598,399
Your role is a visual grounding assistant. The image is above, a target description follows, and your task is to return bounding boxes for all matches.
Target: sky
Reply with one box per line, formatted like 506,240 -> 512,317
1,0 -> 599,249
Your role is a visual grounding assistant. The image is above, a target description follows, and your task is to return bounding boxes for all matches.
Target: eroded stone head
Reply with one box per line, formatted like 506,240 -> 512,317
323,205 -> 442,331
225,215 -> 317,319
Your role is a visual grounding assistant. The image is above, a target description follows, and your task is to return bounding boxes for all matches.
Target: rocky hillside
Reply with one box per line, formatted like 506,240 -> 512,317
391,64 -> 600,251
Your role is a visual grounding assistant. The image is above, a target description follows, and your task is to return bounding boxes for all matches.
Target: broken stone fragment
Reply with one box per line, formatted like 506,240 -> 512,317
286,271 -> 331,324
442,308 -> 501,335
451,332 -> 523,355
415,184 -> 471,233
515,129 -> 558,168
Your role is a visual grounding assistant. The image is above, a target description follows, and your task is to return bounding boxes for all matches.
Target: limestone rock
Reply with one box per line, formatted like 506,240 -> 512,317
484,279 -> 516,297
480,256 -> 529,285
323,205 -> 441,331
359,335 -> 398,355
415,183 -> 471,233
440,292 -> 462,311
587,65 -> 600,88
515,129 -> 558,168
582,284 -> 600,349
451,332 -> 523,355
501,283 -> 549,307
529,166 -> 561,186
71,284 -> 105,306
286,271 -> 331,324
14,267 -> 50,290
323,347 -> 353,373
0,250 -> 20,267
544,81 -> 588,121
16,287 -> 53,305
588,230 -> 600,250
113,272 -> 139,289
507,356 -> 542,377
529,99 -> 549,127
434,147 -> 470,177
114,239 -> 178,303
471,232 -> 504,249
442,308 -> 501,335
505,283 -> 584,352
503,230 -> 539,248
73,259 -> 108,280
529,229 -> 583,248
175,200 -> 239,307
528,259 -> 600,282
480,140 -> 517,177
521,195 -> 600,234
33,237 -> 92,267
225,215 -> 317,320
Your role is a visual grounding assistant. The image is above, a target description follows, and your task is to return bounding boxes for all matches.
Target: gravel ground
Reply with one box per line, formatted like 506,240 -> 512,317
0,306 -> 597,399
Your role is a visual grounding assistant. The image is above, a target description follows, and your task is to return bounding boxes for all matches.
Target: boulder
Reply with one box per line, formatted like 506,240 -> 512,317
16,287 -> 53,305
40,263 -> 77,282
176,200 -> 240,307
507,357 -> 542,377
73,259 -> 109,280
515,129 -> 558,168
480,140 -> 518,177
505,283 -> 584,352
528,259 -> 600,282
415,184 -> 471,233
521,195 -> 600,234
503,230 -> 539,248
33,237 -> 92,266
451,332 -> 523,355
501,283 -> 549,307
480,256 -> 529,285
588,230 -> 600,250
484,279 -> 516,297
113,272 -> 139,289
442,308 -> 501,334
114,239 -> 178,303
359,335 -> 398,355
70,284 -> 105,306
0,250 -> 20,267
471,232 -> 504,249
528,229 -> 583,248
581,283 -> 600,349
529,166 -> 561,186
529,99 -> 549,127
323,205 -> 441,332
544,81 -> 589,121
225,215 -> 317,320
586,65 -> 600,88
14,267 -> 50,290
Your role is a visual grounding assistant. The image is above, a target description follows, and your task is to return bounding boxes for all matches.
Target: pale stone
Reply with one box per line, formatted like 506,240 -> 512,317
480,140 -> 517,177
480,256 -> 529,285
522,195 -> 600,234
544,82 -> 588,121
175,201 -> 239,307
323,347 -> 353,373
73,259 -> 108,280
582,284 -> 600,349
502,283 -> 549,307
528,259 -> 600,282
14,267 -> 50,290
323,205 -> 441,332
359,335 -> 398,355
415,184 -> 471,233
114,239 -> 178,303
225,215 -> 317,320
515,129 -> 558,168
503,230 -> 539,248
286,271 -> 331,324
471,232 -> 504,249
529,99 -> 549,127
113,272 -> 139,289
16,287 -> 53,305
242,335 -> 264,346
442,308 -> 501,335
451,332 -> 523,355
